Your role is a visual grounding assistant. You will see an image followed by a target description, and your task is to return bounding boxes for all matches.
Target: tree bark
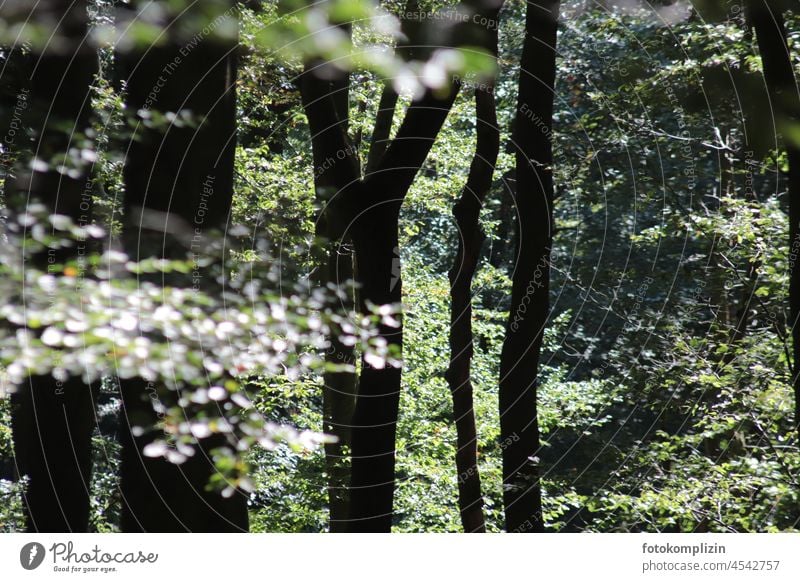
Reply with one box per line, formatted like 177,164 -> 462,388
747,0 -> 800,440
302,65 -> 461,534
499,0 -> 559,533
117,1 -> 248,532
6,0 -> 99,532
446,13 -> 502,530
347,86 -> 461,531
365,84 -> 398,175
300,0 -> 501,532
321,242 -> 358,531
299,55 -> 361,531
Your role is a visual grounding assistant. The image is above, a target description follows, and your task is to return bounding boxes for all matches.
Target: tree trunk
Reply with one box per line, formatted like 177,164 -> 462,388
299,0 -> 502,531
347,86 -> 462,531
117,1 -> 248,532
299,58 -> 360,531
300,53 -> 461,535
446,75 -> 501,532
499,0 -> 559,533
747,0 -> 800,440
322,242 -> 358,531
347,199 -> 404,531
365,84 -> 398,175
7,0 -> 99,532
12,378 -> 97,532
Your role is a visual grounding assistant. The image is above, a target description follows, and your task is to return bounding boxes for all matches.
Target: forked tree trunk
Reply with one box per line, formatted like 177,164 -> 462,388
347,86 -> 463,531
499,0 -> 558,533
7,0 -> 99,532
301,79 -> 461,533
300,0 -> 500,532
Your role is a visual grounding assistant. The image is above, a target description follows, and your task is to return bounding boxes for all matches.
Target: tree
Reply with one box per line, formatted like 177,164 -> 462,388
116,0 -> 248,532
446,4 -> 502,533
301,40 -> 359,531
300,0 -> 502,531
499,0 -> 559,533
7,0 -> 99,532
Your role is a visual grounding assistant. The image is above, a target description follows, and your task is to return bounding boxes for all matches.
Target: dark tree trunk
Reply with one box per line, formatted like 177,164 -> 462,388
499,0 -> 558,533
446,14 -> 501,529
299,58 -> 361,530
117,1 -> 248,532
321,242 -> 358,531
12,378 -> 97,532
747,0 -> 800,440
6,0 -> 99,532
299,57 -> 360,531
365,84 -> 398,175
301,80 -> 461,532
300,0 -> 501,532
347,198 -> 404,531
347,87 -> 461,531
